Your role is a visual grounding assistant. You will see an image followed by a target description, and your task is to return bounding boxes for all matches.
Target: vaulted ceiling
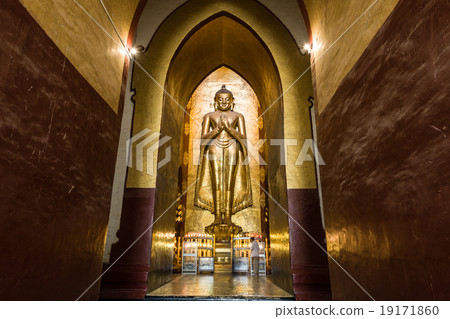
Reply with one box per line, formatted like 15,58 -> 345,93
18,0 -> 399,113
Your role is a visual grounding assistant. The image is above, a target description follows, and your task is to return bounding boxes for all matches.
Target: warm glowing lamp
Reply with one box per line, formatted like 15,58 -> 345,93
300,43 -> 311,56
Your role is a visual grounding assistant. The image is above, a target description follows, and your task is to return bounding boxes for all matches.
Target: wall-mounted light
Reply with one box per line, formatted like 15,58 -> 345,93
129,45 -> 145,55
300,43 -> 312,56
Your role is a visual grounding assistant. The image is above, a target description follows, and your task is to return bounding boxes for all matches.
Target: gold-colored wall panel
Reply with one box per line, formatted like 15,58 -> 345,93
184,67 -> 262,235
19,0 -> 140,112
303,0 -> 399,113
283,69 -> 317,190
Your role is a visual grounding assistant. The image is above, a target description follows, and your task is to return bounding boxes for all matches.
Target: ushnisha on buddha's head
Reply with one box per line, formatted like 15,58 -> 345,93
214,85 -> 234,111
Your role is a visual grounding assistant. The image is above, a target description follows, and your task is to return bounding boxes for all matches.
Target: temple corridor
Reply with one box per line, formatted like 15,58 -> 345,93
1,0 -> 449,302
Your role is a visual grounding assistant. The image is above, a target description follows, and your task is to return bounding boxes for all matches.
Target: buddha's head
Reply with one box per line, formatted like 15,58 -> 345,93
214,85 -> 234,111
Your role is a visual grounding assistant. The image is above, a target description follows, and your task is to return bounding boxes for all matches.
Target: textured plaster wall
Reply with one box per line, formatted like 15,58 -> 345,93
303,0 -> 399,113
19,0 -> 140,112
317,0 -> 450,300
0,0 -> 121,300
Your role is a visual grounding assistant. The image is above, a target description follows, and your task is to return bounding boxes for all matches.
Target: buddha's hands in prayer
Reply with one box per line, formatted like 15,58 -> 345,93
220,115 -> 244,140
219,115 -> 228,130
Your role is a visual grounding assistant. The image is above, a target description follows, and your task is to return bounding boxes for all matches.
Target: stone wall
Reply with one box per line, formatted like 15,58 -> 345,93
317,0 -> 450,300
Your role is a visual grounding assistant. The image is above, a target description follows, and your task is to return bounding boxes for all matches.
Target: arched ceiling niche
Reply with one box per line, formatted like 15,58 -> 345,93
165,14 -> 281,114
135,0 -> 309,53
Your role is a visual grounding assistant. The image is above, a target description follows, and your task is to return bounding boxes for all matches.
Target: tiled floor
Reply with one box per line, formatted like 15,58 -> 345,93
147,273 -> 293,300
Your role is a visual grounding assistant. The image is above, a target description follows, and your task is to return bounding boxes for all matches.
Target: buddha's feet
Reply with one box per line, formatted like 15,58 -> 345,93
205,221 -> 242,241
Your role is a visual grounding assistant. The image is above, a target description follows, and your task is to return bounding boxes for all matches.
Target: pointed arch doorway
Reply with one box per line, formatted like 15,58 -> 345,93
148,13 -> 287,293
102,0 -> 331,301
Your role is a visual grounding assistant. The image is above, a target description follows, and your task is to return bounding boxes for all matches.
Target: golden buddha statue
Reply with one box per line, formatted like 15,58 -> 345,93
194,85 -> 252,239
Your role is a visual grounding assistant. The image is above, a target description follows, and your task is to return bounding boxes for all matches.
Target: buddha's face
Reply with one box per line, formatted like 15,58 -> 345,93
215,93 -> 233,111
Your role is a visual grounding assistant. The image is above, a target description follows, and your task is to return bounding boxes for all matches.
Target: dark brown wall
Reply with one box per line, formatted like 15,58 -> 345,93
101,188 -> 155,299
317,0 -> 450,300
288,189 -> 331,300
0,0 -> 122,300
